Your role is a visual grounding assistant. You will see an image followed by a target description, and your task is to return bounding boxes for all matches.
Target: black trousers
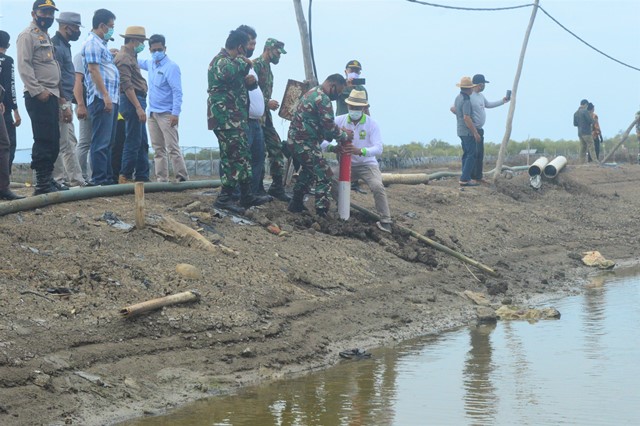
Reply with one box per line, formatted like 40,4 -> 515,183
471,128 -> 485,181
0,112 -> 11,191
24,93 -> 60,172
2,111 -> 16,170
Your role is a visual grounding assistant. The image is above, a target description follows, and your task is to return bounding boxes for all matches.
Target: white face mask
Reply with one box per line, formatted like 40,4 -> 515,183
347,72 -> 360,79
348,109 -> 363,121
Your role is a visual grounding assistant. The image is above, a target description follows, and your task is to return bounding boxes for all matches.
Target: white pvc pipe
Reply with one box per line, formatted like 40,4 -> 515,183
543,156 -> 568,179
528,156 -> 549,176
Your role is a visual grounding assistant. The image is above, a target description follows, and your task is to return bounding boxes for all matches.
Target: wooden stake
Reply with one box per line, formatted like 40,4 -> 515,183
134,182 -> 145,229
600,117 -> 639,164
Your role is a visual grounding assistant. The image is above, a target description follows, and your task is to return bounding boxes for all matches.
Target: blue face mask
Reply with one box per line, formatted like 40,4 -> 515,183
103,27 -> 114,41
152,51 -> 166,62
134,43 -> 145,54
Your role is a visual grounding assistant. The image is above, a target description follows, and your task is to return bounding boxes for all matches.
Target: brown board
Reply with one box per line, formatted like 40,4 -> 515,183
279,79 -> 311,121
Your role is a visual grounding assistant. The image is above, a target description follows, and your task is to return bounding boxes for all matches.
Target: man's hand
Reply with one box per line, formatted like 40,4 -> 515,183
169,115 -> 179,127
36,90 -> 51,102
503,97 -> 510,103
109,48 -> 119,56
14,109 -> 22,127
244,74 -> 256,87
62,106 -> 72,123
136,106 -> 147,123
240,56 -> 252,67
76,104 -> 87,120
473,131 -> 481,143
0,104 -> 4,115
103,94 -> 113,113
341,143 -> 361,156
342,128 -> 354,142
267,99 -> 279,111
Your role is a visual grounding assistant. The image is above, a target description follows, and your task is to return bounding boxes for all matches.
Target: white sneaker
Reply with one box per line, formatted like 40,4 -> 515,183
376,221 -> 392,233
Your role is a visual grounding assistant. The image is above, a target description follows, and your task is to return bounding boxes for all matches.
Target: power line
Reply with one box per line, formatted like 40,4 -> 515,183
405,0 -> 533,11
405,0 -> 639,72
537,5 -> 640,72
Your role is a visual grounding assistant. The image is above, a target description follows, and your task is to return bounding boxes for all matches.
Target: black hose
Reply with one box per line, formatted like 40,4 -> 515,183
308,0 -> 318,82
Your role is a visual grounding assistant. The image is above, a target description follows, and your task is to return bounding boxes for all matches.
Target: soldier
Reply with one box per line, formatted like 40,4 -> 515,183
0,31 -> 22,172
207,29 -> 271,210
252,37 -> 290,201
17,0 -> 62,195
0,84 -> 25,200
286,74 -> 353,216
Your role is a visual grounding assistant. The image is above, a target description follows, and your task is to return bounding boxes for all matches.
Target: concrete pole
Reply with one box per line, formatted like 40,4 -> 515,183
338,152 -> 352,220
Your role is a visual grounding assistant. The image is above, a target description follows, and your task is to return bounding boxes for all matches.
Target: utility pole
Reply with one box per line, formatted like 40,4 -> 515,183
293,0 -> 318,86
493,0 -> 539,182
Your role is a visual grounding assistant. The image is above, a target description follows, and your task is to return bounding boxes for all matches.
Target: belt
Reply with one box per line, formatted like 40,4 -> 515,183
248,118 -> 260,122
122,90 -> 147,98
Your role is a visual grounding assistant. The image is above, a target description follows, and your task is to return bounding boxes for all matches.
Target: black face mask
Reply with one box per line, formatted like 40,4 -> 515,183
69,30 -> 81,42
328,86 -> 340,101
270,53 -> 280,65
36,17 -> 54,30
245,48 -> 254,58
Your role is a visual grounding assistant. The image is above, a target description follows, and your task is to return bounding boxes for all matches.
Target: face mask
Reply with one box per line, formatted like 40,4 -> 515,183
348,109 -> 363,121
245,48 -> 254,58
69,30 -> 81,42
103,27 -> 114,41
328,86 -> 339,101
36,16 -> 54,30
152,51 -> 166,62
270,53 -> 280,64
134,43 -> 145,54
347,72 -> 360,80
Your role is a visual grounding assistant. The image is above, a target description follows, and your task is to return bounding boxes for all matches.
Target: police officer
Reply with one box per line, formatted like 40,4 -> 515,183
17,0 -> 62,195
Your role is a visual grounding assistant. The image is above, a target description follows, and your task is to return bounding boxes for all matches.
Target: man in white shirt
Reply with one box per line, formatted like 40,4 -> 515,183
322,90 -> 392,233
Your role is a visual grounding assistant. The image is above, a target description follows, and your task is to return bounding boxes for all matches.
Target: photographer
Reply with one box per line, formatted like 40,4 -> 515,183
336,60 -> 368,116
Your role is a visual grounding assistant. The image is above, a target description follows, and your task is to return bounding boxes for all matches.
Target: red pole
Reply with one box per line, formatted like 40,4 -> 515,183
337,150 -> 352,220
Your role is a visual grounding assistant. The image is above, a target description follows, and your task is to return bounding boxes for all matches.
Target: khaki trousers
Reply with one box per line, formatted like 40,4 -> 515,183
148,112 -> 188,182
352,163 -> 392,223
53,104 -> 86,185
578,134 -> 597,164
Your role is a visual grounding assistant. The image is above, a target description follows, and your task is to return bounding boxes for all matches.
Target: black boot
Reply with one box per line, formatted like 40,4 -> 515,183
287,190 -> 307,213
214,186 -> 237,210
315,207 -> 328,218
0,189 -> 25,200
267,175 -> 291,202
33,170 -> 58,196
239,181 -> 271,208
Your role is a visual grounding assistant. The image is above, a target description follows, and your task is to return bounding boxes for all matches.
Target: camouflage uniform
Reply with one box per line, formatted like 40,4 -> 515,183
207,48 -> 251,189
253,55 -> 285,179
287,86 -> 350,210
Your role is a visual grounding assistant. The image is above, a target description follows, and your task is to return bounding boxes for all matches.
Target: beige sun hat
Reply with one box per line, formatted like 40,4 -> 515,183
120,26 -> 149,40
456,76 -> 477,88
345,89 -> 369,107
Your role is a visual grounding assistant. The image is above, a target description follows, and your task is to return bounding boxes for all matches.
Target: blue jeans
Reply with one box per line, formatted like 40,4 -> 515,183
88,98 -> 118,184
247,119 -> 265,194
460,135 -> 477,182
119,95 -> 150,181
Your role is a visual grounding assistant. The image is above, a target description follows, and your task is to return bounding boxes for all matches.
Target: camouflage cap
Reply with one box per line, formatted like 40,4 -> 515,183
264,38 -> 286,54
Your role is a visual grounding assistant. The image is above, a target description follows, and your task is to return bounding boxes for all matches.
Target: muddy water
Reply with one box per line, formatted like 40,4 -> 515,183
127,269 -> 640,426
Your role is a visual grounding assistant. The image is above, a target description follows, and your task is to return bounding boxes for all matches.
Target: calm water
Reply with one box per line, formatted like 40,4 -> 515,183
126,268 -> 640,426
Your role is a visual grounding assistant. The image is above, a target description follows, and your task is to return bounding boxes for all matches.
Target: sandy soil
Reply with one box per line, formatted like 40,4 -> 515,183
1,163 -> 639,425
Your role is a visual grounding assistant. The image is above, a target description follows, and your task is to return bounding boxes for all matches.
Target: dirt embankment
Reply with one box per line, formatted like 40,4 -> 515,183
1,164 -> 639,425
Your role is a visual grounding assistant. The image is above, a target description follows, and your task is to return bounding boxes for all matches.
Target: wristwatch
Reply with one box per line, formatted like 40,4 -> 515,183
60,104 -> 69,111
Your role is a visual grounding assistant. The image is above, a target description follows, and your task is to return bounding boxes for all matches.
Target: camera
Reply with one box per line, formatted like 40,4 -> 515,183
506,90 -> 512,100
351,78 -> 366,85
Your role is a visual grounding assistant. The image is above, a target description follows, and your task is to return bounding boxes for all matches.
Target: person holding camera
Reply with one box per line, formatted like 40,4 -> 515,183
336,59 -> 367,116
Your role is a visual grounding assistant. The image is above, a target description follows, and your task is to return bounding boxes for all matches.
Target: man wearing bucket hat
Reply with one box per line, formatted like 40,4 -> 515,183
51,11 -> 86,188
454,76 -> 481,187
114,26 -> 150,183
253,37 -> 290,201
322,90 -> 392,233
17,0 -> 63,194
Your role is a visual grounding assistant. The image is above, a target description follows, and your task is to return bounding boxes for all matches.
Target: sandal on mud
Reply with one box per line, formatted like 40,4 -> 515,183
339,348 -> 372,360
459,181 -> 480,187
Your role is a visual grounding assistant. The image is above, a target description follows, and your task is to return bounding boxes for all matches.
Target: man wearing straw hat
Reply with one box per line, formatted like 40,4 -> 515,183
322,90 -> 392,232
115,26 -> 150,183
454,76 -> 481,187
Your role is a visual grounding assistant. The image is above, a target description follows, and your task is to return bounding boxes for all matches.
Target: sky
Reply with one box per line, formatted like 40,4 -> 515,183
0,0 -> 639,157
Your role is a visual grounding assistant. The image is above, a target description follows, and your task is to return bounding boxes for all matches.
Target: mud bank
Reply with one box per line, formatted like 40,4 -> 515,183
1,164 -> 639,425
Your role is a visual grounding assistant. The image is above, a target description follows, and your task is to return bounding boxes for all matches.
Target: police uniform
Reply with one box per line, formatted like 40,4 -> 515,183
17,15 -> 61,189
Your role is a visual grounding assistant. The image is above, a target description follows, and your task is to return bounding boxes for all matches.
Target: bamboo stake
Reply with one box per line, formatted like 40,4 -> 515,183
120,290 -> 201,317
600,117 -> 639,164
134,182 -> 145,229
292,0 -> 317,86
493,0 -> 539,183
350,202 -> 499,277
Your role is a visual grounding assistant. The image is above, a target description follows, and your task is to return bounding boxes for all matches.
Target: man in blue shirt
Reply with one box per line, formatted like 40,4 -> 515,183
139,34 -> 188,182
81,8 -> 119,185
